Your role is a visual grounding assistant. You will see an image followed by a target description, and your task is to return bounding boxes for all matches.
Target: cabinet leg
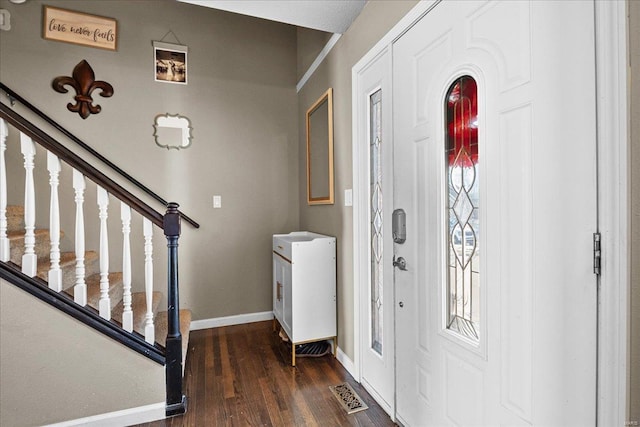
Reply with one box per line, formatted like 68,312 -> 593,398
292,343 -> 296,367
333,337 -> 337,357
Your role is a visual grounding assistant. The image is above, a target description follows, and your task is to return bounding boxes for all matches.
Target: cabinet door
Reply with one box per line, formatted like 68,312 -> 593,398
273,256 -> 285,323
282,260 -> 293,335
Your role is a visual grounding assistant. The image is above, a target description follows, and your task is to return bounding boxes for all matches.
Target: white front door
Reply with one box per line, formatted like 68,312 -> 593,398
355,48 -> 396,415
393,1 -> 597,425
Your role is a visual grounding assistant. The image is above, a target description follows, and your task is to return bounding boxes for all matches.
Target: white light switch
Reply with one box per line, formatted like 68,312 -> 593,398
345,189 -> 353,207
0,10 -> 11,31
213,195 -> 222,208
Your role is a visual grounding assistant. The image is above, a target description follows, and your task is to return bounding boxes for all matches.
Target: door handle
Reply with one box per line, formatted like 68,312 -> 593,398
393,256 -> 407,271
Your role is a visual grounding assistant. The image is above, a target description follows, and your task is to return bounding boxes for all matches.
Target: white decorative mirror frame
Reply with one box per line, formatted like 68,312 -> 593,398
153,113 -> 192,150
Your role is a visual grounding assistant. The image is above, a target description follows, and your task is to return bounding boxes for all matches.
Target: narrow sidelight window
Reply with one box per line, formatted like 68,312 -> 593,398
370,89 -> 383,355
445,76 -> 480,342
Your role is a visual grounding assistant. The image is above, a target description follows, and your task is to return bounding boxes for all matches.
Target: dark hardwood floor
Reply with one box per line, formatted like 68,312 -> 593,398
134,320 -> 395,427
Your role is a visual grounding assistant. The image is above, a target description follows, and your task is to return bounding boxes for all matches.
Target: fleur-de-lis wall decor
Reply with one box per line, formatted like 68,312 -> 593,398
52,60 -> 114,119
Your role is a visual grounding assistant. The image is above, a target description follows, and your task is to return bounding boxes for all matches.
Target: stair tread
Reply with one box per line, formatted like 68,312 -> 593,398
112,291 -> 162,334
85,272 -> 124,310
6,205 -> 24,233
6,205 -> 24,215
8,229 -> 60,265
35,250 -> 98,276
36,250 -> 98,268
154,309 -> 192,369
6,228 -> 50,239
7,229 -> 64,244
154,309 -> 192,346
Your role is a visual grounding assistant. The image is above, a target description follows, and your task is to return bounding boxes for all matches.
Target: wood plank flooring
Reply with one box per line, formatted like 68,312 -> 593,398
134,320 -> 396,427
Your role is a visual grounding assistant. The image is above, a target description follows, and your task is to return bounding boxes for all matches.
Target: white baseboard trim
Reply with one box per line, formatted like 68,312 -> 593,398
190,311 -> 274,331
46,402 -> 165,427
336,346 -> 357,380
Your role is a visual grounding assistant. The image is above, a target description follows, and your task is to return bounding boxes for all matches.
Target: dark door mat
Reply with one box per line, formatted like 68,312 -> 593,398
295,341 -> 331,358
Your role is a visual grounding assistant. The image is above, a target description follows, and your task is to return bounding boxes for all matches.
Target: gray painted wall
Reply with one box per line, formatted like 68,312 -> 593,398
0,280 -> 165,426
0,0 -> 299,321
296,27 -> 332,82
297,0 -> 419,359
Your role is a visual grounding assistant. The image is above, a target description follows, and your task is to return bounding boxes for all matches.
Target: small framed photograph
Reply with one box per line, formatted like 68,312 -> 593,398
153,41 -> 187,84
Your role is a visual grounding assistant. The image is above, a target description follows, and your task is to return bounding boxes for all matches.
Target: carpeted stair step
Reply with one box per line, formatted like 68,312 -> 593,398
36,250 -> 99,290
6,205 -> 24,233
8,229 -> 62,265
85,272 -> 124,311
111,291 -> 162,334
154,309 -> 192,370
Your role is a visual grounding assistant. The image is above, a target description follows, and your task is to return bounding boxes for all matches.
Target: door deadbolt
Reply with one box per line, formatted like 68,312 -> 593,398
392,209 -> 406,244
393,256 -> 407,271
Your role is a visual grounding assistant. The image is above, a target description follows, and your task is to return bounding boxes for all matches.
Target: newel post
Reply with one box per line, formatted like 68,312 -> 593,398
164,202 -> 186,416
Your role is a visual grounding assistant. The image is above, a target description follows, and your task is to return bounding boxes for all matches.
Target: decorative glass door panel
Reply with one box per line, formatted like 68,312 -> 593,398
356,49 -> 394,414
445,76 -> 480,342
370,89 -> 383,355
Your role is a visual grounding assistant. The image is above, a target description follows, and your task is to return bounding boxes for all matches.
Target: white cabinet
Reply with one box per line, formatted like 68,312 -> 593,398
272,232 -> 336,366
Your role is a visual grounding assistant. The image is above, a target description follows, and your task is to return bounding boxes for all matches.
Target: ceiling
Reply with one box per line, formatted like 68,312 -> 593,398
177,0 -> 367,34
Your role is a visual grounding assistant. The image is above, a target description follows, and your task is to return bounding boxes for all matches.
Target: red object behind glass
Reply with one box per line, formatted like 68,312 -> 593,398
446,77 -> 478,167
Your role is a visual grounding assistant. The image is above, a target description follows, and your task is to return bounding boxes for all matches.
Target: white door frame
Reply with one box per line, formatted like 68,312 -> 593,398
351,1 -> 628,425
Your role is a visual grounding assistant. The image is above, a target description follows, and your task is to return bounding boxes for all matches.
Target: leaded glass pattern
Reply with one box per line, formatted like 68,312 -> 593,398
370,89 -> 383,355
445,76 -> 480,342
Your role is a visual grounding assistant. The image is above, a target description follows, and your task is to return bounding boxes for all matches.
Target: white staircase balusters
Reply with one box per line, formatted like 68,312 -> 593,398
47,152 -> 62,291
121,202 -> 133,332
0,119 -> 8,262
97,186 -> 111,319
143,218 -> 155,343
20,132 -> 37,277
73,169 -> 87,305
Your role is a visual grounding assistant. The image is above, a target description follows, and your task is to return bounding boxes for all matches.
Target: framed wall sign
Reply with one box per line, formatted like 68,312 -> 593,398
43,6 -> 117,51
153,41 -> 188,85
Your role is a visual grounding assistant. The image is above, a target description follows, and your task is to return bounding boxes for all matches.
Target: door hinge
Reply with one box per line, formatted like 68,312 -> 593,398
593,232 -> 601,276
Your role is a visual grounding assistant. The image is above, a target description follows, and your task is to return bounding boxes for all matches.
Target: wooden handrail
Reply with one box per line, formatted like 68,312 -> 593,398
0,82 -> 199,229
0,102 -> 165,228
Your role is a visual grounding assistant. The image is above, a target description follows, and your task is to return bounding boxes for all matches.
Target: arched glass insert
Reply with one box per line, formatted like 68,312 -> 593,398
445,76 -> 480,342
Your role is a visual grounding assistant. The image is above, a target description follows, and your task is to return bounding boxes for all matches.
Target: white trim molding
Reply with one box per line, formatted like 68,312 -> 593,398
595,0 -> 629,425
190,310 -> 274,331
45,402 -> 165,427
296,33 -> 341,93
336,346 -> 356,379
